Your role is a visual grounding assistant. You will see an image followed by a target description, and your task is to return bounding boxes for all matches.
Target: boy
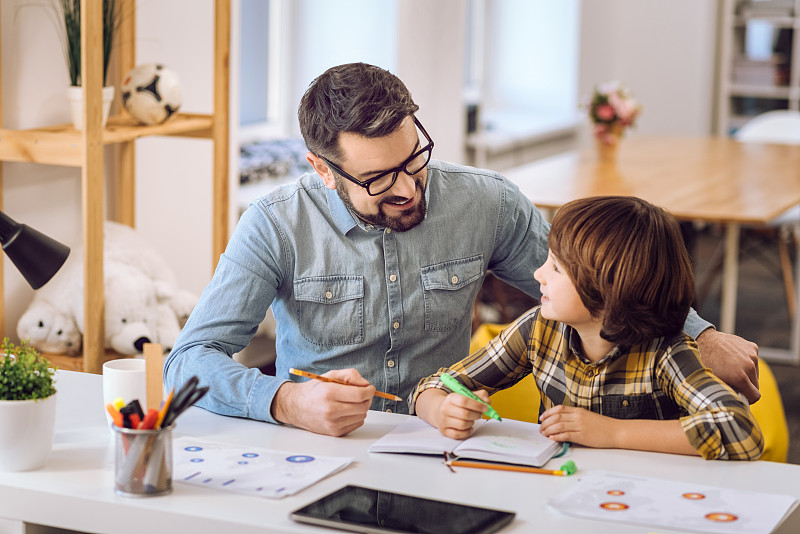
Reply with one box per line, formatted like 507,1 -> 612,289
412,196 -> 763,460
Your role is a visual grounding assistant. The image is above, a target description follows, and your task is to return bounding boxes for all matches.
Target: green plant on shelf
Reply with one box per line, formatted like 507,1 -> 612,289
0,338 -> 56,401
55,0 -> 123,87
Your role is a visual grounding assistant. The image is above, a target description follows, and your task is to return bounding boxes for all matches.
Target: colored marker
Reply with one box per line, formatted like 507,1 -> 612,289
440,373 -> 501,421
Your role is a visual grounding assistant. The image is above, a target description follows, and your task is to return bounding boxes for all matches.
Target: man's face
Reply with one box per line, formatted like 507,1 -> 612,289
312,116 -> 428,232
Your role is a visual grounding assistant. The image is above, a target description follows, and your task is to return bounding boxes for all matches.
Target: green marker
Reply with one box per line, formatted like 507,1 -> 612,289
440,373 -> 502,421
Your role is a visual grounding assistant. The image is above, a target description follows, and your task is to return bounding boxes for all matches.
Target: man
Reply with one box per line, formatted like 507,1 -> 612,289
165,63 -> 760,437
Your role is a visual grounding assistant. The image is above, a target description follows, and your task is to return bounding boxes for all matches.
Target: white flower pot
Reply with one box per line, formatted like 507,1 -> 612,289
0,394 -> 57,472
67,85 -> 115,130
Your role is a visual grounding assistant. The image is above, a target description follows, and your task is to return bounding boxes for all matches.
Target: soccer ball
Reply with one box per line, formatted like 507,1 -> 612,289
121,64 -> 182,126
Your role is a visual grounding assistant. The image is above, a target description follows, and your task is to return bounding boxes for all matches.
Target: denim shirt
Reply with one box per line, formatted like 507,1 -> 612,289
164,159 -> 712,423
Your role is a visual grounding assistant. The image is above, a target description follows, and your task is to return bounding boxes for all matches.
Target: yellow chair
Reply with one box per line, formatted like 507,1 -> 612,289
470,323 -> 789,462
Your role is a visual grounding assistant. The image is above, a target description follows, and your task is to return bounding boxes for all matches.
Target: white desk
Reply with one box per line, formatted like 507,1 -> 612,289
1,371 -> 798,534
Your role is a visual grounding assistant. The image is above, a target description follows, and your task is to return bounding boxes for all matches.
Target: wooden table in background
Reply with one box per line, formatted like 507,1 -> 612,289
504,136 -> 800,365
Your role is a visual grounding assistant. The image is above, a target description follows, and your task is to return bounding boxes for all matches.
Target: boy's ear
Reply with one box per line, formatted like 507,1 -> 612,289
306,152 -> 337,190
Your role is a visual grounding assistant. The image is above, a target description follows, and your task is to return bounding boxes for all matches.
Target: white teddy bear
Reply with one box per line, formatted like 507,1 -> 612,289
17,221 -> 197,356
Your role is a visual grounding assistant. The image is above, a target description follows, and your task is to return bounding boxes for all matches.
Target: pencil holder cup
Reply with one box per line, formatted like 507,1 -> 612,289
112,424 -> 174,497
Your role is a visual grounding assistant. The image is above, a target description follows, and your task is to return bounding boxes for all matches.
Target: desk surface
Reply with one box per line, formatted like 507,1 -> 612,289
503,136 -> 800,224
1,371 -> 799,534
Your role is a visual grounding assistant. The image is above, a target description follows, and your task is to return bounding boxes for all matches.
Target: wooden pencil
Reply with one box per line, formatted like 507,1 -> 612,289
445,459 -> 572,476
289,368 -> 403,401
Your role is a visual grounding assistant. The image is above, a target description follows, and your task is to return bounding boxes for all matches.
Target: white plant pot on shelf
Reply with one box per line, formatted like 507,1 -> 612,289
0,394 -> 57,472
67,85 -> 115,130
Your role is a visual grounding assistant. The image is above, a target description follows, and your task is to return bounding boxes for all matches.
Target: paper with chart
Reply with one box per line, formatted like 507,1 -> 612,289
369,416 -> 562,467
172,436 -> 352,499
548,470 -> 798,534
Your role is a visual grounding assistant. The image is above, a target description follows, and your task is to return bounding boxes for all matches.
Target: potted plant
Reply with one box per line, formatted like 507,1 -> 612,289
0,338 -> 58,472
56,0 -> 123,130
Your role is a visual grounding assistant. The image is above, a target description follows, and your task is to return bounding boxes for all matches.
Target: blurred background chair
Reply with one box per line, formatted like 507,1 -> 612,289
733,110 -> 800,317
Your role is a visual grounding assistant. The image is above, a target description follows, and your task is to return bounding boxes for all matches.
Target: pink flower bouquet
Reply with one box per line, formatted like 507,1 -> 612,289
587,81 -> 641,145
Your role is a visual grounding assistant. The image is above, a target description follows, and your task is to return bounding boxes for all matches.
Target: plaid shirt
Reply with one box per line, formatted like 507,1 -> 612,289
411,307 -> 763,461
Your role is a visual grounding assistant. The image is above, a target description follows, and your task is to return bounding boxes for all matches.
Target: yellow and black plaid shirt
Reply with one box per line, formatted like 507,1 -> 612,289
412,306 -> 763,461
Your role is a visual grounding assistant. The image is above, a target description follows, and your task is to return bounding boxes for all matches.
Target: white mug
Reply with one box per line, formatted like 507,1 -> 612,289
102,359 -> 147,425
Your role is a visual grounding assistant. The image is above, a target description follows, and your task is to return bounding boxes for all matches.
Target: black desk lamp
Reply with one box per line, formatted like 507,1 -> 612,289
0,210 -> 70,289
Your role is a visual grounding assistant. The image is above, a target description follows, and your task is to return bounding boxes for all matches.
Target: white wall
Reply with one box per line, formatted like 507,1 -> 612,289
578,0 -> 719,143
133,0 -> 216,295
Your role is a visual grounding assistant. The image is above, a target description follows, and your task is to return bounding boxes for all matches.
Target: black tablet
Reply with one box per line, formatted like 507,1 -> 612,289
290,484 -> 515,534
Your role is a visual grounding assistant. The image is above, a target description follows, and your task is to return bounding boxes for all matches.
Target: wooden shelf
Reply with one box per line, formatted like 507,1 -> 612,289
716,0 -> 800,134
45,351 -> 132,374
0,1 -> 230,374
0,113 -> 214,166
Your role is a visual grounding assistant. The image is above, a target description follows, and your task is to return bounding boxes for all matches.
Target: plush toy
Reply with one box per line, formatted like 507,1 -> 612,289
17,221 -> 198,356
17,298 -> 82,355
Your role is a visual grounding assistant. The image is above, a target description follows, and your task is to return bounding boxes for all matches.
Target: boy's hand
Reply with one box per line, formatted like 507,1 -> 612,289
539,405 -> 617,448
416,388 -> 489,440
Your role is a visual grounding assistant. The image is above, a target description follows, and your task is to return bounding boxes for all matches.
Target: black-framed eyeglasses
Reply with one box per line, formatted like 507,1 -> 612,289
319,117 -> 434,196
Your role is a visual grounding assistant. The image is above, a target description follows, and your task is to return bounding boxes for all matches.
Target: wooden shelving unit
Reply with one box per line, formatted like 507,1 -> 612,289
716,0 -> 800,135
0,0 -> 230,373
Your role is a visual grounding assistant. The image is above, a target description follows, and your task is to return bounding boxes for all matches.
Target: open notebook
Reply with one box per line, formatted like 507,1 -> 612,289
369,416 -> 562,467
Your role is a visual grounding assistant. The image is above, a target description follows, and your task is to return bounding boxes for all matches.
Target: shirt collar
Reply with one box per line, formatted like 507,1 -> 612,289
326,187 -> 359,235
566,326 -> 625,365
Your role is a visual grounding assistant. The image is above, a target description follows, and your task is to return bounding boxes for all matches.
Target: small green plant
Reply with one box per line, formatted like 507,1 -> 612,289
0,338 -> 56,401
53,0 -> 123,87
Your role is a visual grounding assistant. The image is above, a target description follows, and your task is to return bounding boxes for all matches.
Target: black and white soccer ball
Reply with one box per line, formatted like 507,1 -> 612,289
121,64 -> 182,126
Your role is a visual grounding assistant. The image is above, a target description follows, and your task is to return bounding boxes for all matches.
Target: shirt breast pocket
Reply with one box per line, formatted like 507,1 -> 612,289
421,256 -> 484,332
294,276 -> 364,346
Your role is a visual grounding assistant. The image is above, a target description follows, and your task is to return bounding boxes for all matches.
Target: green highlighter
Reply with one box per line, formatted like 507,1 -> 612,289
440,374 -> 502,421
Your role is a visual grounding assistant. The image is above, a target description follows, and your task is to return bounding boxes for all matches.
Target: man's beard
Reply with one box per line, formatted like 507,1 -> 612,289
336,176 -> 427,232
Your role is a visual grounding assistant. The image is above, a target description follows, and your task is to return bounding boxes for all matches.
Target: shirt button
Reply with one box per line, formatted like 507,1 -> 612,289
387,360 -> 395,368
389,274 -> 397,282
451,275 -> 459,284
385,409 -> 392,413
393,321 -> 400,330
386,228 -> 392,234
325,290 -> 333,299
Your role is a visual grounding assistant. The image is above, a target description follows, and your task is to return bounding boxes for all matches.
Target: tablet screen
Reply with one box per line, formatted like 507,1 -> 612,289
290,484 -> 515,534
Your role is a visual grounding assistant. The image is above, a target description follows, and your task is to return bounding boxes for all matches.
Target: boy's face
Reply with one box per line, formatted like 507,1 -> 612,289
534,251 -> 595,327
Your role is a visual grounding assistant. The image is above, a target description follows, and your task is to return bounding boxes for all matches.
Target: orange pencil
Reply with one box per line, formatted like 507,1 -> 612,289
154,388 -> 175,429
445,459 -> 577,476
289,368 -> 403,402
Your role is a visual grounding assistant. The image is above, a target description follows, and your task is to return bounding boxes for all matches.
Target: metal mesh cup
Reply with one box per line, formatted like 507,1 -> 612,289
112,424 -> 174,497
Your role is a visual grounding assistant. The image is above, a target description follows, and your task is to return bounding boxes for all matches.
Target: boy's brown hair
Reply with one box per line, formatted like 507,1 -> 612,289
548,196 -> 694,346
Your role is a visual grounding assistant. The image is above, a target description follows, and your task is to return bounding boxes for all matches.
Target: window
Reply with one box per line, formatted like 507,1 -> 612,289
466,0 -> 581,138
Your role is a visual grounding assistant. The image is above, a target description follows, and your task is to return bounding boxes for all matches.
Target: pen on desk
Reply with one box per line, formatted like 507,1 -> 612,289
440,373 -> 502,421
446,459 -> 577,476
289,368 -> 403,402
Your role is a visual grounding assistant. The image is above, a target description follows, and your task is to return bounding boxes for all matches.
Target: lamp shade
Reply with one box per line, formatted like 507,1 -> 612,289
0,211 -> 70,290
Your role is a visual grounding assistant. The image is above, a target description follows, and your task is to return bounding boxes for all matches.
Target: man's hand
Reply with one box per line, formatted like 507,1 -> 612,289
696,329 -> 760,404
271,369 -> 375,436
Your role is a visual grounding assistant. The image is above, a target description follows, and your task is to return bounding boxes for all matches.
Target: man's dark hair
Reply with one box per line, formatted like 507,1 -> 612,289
548,196 -> 694,346
298,63 -> 419,161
